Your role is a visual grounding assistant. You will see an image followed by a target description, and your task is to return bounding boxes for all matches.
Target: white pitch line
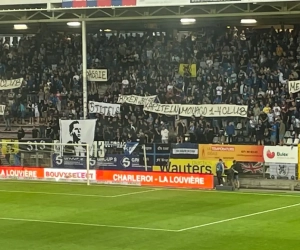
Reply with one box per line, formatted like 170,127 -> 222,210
178,202 -> 300,232
110,189 -> 160,197
0,217 -> 177,232
0,189 -> 112,197
0,189 -> 158,198
1,180 -> 300,199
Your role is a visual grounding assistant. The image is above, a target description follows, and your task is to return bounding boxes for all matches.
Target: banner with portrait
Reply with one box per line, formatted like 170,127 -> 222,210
59,119 -> 96,156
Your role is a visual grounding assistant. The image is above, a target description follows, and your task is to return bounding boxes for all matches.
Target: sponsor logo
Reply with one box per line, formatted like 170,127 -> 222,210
121,157 -> 131,168
266,150 -> 275,159
155,162 -> 212,174
211,146 -> 235,152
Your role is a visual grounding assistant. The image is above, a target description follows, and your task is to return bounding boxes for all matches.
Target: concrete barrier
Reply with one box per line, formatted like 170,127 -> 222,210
240,178 -> 300,191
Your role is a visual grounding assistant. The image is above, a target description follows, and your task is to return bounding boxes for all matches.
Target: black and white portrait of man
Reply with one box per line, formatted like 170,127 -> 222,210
68,121 -> 82,144
60,119 -> 97,156
64,121 -> 85,156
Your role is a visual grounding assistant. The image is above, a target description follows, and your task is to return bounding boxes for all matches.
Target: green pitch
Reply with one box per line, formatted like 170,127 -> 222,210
0,181 -> 299,250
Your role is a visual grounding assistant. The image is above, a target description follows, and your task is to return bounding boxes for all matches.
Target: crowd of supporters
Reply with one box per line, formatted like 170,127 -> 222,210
1,26 -> 300,145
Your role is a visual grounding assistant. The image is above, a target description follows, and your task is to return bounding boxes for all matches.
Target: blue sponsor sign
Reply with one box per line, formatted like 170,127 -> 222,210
52,153 -> 151,171
139,143 -> 170,166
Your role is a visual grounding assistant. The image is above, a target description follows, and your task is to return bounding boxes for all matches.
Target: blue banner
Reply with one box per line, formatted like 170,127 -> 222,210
139,143 -> 170,166
52,153 -> 151,171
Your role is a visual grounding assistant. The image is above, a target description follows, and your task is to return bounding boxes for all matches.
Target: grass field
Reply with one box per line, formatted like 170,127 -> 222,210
0,181 -> 299,250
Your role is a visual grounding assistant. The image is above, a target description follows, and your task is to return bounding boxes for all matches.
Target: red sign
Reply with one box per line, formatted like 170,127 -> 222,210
0,167 -> 44,179
96,170 -> 214,189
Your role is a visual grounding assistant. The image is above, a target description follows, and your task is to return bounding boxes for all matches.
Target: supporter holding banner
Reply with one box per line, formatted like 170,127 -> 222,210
143,103 -> 180,115
179,64 -> 197,77
0,105 -> 5,115
60,119 -> 96,156
117,95 -> 157,105
0,78 -> 23,90
89,101 -> 120,116
87,69 -> 107,81
288,80 -> 300,93
179,104 -> 248,118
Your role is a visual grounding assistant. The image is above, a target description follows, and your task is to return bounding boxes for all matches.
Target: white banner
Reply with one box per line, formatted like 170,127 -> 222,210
179,104 -> 248,117
60,119 -> 96,156
0,105 -> 5,115
288,80 -> 300,93
87,69 -> 107,81
142,104 -> 247,117
268,163 -> 296,180
117,95 -> 157,105
89,101 -> 120,116
0,78 -> 23,90
263,146 -> 298,164
143,103 -> 181,115
44,169 -> 96,181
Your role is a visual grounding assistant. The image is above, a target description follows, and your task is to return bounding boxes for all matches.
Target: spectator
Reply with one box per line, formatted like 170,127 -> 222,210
32,126 -> 39,138
4,106 -> 11,131
17,126 -> 25,140
225,122 -> 235,144
2,28 -> 300,146
161,126 -> 169,144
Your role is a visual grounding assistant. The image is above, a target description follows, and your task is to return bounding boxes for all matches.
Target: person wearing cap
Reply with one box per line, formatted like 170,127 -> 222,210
216,159 -> 224,186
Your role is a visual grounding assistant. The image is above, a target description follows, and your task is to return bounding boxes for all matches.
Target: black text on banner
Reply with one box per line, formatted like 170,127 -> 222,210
87,69 -> 107,81
117,95 -> 157,105
0,78 -> 23,90
89,101 -> 120,116
143,103 -> 181,115
179,104 -> 248,117
288,80 -> 300,94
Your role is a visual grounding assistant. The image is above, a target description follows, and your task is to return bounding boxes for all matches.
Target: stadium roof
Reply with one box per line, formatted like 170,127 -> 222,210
0,1 -> 299,33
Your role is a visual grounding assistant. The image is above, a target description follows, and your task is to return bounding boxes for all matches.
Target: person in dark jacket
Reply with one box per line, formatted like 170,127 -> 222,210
230,160 -> 240,189
17,126 -> 25,140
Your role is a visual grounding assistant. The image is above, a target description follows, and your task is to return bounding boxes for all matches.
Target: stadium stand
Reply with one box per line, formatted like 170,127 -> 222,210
1,27 -> 300,145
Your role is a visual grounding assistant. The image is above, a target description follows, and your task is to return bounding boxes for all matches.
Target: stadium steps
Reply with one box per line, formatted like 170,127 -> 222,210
0,154 -> 10,165
0,123 -> 33,139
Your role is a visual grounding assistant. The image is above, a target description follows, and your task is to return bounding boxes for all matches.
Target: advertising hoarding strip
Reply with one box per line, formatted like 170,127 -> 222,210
96,170 -> 214,189
0,167 -> 214,189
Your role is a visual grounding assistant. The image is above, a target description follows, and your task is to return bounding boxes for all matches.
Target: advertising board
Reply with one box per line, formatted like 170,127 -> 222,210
263,146 -> 298,164
0,167 -> 213,189
52,154 -> 151,171
96,170 -> 214,189
199,144 -> 264,162
0,167 -> 44,179
139,143 -> 170,167
44,168 -> 96,181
